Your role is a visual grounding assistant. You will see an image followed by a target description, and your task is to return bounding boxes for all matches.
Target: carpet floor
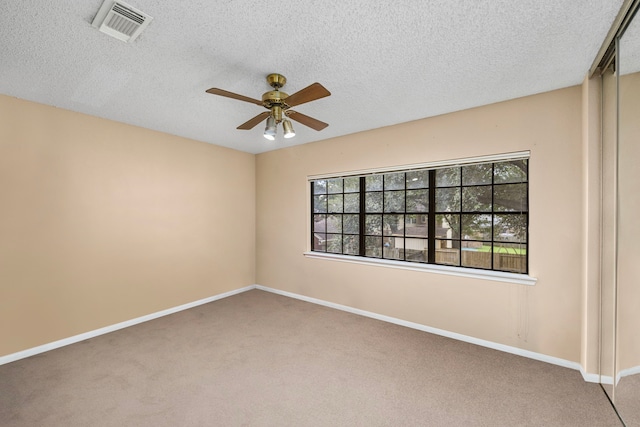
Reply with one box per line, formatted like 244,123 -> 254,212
0,289 -> 622,426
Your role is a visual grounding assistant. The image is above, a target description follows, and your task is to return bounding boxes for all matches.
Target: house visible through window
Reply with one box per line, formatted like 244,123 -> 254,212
311,158 -> 528,274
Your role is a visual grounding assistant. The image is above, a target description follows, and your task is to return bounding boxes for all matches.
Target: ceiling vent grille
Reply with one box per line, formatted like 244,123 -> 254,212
91,0 -> 153,43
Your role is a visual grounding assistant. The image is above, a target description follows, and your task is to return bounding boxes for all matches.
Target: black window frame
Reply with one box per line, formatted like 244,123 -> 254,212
311,158 -> 529,275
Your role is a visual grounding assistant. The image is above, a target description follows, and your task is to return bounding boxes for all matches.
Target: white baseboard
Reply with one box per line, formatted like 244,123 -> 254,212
619,365 -> 640,379
581,369 -> 603,384
1,283 -> 604,385
596,365 -> 640,386
600,375 -> 614,385
0,285 -> 255,366
254,284 -> 598,383
610,365 -> 640,385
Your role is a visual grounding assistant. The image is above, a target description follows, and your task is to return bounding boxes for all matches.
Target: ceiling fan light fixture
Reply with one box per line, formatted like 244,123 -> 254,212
205,73 -> 331,141
283,119 -> 296,139
263,115 -> 276,140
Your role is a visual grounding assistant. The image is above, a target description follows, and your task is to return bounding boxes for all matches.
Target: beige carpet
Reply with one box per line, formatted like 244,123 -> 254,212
616,374 -> 640,426
0,289 -> 622,426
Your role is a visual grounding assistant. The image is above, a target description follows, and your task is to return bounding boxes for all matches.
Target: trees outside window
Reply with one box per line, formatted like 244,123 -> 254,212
312,158 -> 528,274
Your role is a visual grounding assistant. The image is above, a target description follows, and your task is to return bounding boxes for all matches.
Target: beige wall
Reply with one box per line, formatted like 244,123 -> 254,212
0,84 -> 600,368
0,95 -> 256,357
256,86 -> 584,362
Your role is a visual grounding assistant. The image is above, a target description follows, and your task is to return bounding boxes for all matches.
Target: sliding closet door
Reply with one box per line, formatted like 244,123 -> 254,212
600,64 -> 617,401
614,13 -> 640,425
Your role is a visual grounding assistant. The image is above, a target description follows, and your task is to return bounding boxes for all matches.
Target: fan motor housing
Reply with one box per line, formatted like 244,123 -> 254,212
262,90 -> 290,109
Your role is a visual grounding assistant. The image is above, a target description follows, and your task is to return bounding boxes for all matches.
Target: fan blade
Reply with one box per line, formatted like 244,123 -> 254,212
287,110 -> 329,131
206,88 -> 263,106
284,83 -> 331,107
237,111 -> 271,130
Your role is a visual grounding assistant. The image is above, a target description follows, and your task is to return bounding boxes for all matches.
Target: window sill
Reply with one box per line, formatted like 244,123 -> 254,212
303,251 -> 537,286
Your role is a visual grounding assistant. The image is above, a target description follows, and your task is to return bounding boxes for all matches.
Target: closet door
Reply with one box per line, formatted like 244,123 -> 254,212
599,62 -> 617,402
614,12 -> 640,426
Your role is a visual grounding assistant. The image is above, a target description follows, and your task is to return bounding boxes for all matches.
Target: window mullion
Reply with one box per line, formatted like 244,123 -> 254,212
310,182 -> 315,251
359,177 -> 366,257
525,161 -> 529,274
491,163 -> 495,270
341,180 -> 345,254
403,172 -> 407,261
381,177 -> 385,257
427,170 -> 436,264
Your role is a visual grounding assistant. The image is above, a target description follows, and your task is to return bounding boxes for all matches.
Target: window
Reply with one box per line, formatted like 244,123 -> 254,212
311,157 -> 528,274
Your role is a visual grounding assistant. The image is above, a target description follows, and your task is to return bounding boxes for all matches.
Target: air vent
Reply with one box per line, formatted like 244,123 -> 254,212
91,0 -> 153,43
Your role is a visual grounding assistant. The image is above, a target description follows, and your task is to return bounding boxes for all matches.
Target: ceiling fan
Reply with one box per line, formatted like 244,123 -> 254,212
206,74 -> 331,140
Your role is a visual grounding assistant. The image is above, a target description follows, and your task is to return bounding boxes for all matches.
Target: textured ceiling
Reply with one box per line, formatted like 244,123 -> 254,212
620,6 -> 640,75
0,1 -> 624,154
